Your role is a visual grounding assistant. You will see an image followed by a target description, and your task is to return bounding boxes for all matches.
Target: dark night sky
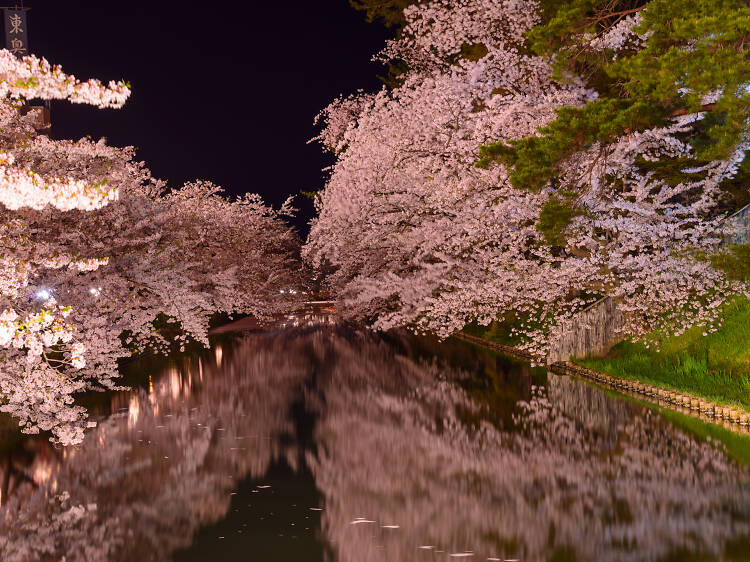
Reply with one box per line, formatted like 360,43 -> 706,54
18,1 -> 391,233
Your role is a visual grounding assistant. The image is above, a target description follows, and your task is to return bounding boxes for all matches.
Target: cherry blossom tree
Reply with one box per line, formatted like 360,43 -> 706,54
0,50 -> 301,444
305,0 -> 750,358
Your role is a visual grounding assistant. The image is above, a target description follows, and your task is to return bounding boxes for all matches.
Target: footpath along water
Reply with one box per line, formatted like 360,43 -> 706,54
1,322 -> 750,561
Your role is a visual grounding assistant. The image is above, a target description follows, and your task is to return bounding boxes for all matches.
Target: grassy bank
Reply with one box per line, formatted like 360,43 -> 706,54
576,297 -> 750,411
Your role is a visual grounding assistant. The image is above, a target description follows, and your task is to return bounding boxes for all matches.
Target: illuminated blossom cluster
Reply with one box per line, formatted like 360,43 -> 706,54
0,49 -> 130,108
0,296 -> 92,443
0,151 -> 118,211
306,0 -> 750,357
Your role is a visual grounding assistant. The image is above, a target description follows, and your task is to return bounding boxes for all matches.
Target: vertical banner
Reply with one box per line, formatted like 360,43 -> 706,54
3,9 -> 28,57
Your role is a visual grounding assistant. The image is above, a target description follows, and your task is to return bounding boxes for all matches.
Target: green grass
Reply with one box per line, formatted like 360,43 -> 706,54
577,296 -> 750,410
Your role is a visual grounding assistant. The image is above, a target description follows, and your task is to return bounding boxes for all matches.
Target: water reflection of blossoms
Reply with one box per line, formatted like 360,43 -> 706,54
1,327 -> 749,561
0,334 -> 310,561
309,335 -> 750,561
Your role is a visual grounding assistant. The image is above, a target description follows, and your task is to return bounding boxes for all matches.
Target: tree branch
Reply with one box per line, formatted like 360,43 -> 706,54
588,5 -> 646,24
669,103 -> 717,117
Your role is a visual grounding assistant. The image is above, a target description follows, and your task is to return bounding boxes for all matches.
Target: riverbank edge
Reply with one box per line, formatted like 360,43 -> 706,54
452,332 -> 750,433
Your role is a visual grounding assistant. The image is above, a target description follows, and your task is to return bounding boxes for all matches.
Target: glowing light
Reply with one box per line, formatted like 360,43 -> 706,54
32,460 -> 53,485
128,396 -> 140,427
35,289 -> 51,300
168,368 -> 181,399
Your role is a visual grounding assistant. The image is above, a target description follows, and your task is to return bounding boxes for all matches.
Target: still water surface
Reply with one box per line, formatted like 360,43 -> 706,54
1,322 -> 750,561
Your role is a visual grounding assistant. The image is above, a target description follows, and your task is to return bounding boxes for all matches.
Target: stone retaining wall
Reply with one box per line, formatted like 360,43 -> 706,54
546,296 -> 624,365
723,204 -> 750,246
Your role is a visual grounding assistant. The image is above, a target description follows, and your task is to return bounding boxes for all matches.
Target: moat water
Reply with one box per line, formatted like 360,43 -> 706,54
1,319 -> 750,561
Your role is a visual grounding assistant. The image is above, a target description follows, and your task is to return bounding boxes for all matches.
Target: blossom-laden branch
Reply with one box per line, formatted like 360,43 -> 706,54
0,50 -> 130,108
0,152 -> 118,211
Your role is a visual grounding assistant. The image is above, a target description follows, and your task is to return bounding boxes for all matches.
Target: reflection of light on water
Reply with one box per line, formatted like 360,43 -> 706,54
148,373 -> 158,411
215,345 -> 223,366
128,396 -> 140,428
167,368 -> 181,400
